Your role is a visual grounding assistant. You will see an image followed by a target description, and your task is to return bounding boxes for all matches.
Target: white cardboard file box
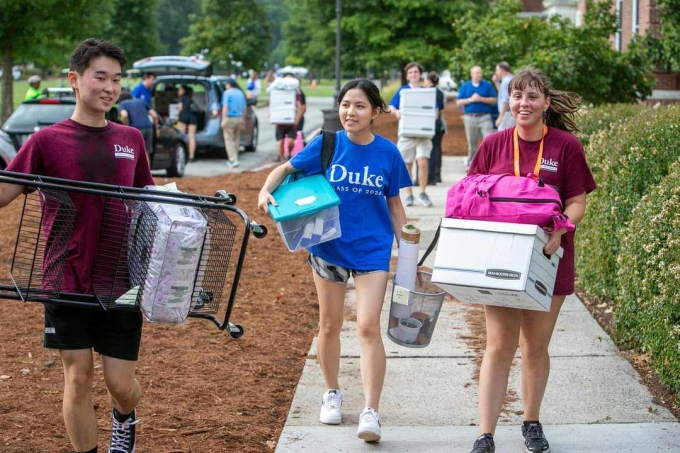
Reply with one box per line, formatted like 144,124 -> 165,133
399,87 -> 437,111
270,108 -> 296,124
269,90 -> 297,124
431,218 -> 563,311
398,111 -> 436,138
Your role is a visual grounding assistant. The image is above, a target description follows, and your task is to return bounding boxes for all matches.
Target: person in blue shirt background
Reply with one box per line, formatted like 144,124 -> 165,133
131,72 -> 155,108
118,91 -> 157,157
258,79 -> 411,444
456,65 -> 497,166
220,78 -> 247,168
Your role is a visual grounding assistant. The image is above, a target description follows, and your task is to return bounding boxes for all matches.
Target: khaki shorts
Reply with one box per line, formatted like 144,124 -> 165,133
397,136 -> 432,163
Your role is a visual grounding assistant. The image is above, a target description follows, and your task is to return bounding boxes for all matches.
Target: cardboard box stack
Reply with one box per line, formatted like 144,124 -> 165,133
398,87 -> 436,138
269,90 -> 297,125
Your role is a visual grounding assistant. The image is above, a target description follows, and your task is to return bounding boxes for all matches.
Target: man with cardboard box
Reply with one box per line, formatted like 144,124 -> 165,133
389,62 -> 443,207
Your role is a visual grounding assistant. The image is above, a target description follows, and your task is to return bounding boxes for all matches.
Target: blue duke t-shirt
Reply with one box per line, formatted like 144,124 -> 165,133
290,130 -> 412,271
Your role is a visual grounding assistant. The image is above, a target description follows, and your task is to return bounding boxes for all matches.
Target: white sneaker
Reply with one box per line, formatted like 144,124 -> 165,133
226,160 -> 240,168
357,407 -> 381,442
319,389 -> 342,425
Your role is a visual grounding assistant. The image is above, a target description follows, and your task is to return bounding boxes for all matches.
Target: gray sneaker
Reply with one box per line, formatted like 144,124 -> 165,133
404,195 -> 414,207
418,193 -> 433,207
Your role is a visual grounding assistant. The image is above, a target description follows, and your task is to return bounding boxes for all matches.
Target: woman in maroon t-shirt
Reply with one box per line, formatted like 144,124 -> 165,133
466,67 -> 596,453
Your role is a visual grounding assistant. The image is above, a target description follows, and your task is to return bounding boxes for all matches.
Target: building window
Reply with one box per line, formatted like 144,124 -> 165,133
632,0 -> 640,34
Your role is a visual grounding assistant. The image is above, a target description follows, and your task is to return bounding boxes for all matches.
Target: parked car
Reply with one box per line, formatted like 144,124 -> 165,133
132,56 -> 258,153
0,91 -> 189,176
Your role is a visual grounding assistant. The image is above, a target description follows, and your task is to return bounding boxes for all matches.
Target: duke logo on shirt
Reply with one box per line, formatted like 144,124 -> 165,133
329,164 -> 384,188
541,158 -> 559,173
113,144 -> 135,160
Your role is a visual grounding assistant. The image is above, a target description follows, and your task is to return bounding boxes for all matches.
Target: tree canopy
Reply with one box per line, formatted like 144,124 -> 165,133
647,0 -> 680,72
282,0 -> 487,79
157,0 -> 202,55
450,0 -> 655,105
101,0 -> 164,65
0,0 -> 113,120
181,0 -> 272,72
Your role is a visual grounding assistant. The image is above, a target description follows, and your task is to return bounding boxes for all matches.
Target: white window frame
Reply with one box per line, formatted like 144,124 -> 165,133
632,0 -> 640,35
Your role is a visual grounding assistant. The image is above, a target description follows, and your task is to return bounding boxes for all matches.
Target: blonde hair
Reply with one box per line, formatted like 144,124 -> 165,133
509,66 -> 582,133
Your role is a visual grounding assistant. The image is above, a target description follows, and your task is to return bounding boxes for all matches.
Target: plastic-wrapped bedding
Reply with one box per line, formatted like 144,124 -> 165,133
130,184 -> 208,323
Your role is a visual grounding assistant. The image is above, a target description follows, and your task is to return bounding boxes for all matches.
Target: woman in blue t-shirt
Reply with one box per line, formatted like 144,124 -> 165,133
259,79 -> 412,443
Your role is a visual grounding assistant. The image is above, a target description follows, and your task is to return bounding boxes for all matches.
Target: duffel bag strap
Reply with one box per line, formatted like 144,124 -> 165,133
417,220 -> 441,267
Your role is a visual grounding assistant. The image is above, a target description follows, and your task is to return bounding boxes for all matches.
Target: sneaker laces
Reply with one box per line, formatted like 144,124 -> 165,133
474,434 -> 494,448
109,416 -> 139,451
360,407 -> 380,425
324,391 -> 342,410
525,423 -> 547,444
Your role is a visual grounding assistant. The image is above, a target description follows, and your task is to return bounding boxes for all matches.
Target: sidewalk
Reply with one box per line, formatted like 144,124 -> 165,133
275,155 -> 680,453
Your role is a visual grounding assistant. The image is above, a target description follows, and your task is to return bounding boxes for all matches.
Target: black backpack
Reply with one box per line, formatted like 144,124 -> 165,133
320,129 -> 336,174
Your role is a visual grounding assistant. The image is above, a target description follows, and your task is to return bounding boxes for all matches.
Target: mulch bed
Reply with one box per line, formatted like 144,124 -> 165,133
0,101 -> 675,453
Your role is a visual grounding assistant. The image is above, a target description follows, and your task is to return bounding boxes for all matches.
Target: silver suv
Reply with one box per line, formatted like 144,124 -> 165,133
132,56 -> 258,154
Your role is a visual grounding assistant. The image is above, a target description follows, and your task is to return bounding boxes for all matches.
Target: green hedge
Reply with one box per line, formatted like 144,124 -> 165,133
617,159 -> 680,392
576,103 -> 642,147
576,105 -> 680,299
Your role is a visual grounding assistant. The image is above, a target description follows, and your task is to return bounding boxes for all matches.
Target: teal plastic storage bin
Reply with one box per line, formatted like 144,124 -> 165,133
268,174 -> 342,251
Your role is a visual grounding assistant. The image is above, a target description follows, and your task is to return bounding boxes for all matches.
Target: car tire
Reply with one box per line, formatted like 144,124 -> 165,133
167,141 -> 187,177
244,119 -> 258,152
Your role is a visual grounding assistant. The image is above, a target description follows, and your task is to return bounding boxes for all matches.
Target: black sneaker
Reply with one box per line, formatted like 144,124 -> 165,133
109,408 -> 138,453
522,422 -> 551,453
470,433 -> 495,453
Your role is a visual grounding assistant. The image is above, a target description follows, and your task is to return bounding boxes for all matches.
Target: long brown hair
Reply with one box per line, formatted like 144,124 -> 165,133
509,66 -> 581,133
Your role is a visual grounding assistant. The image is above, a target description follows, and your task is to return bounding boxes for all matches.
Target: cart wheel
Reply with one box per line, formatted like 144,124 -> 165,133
251,223 -> 267,239
214,189 -> 236,205
228,323 -> 244,339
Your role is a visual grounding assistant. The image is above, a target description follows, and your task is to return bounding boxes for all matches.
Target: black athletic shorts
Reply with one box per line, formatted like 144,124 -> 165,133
44,303 -> 143,361
275,124 -> 297,141
179,110 -> 198,125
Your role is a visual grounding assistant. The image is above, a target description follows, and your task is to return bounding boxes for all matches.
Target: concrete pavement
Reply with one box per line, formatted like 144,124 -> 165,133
275,155 -> 680,452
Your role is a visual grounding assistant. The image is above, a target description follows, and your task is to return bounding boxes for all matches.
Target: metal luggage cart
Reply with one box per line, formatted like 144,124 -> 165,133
0,170 -> 267,339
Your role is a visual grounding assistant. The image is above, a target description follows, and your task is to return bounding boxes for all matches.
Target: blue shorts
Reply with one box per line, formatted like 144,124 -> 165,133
308,254 -> 381,283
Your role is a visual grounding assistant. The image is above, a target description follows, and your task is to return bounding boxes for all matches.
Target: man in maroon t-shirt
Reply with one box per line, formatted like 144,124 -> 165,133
0,39 -> 153,453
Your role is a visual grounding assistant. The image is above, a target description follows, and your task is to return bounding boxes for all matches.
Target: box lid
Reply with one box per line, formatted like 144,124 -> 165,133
268,174 -> 340,222
441,217 -> 551,241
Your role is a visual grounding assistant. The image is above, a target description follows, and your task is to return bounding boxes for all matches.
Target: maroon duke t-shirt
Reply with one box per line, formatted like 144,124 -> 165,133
7,119 -> 155,293
468,127 -> 596,295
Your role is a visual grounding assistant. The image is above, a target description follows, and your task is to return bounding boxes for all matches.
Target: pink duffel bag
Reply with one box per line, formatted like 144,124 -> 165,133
445,173 -> 575,232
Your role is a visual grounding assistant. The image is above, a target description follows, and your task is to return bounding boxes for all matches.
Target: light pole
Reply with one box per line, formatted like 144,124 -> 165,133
334,0 -> 342,104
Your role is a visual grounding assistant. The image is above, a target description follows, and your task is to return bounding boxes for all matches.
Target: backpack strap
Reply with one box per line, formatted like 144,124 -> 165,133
417,220 -> 441,267
320,130 -> 336,174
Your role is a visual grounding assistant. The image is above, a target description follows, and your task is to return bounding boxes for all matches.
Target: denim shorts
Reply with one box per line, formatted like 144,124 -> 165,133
308,254 -> 381,283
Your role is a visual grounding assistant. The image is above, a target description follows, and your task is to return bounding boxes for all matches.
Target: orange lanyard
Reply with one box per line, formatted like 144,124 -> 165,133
513,125 -> 547,178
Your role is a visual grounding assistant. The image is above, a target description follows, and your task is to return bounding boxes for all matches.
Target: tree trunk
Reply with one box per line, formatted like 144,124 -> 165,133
1,47 -> 14,123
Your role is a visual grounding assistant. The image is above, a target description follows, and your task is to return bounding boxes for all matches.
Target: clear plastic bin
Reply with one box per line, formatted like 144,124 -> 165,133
276,205 -> 341,251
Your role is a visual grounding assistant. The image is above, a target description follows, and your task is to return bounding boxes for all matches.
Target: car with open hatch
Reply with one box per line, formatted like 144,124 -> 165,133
132,55 -> 258,154
0,88 -> 189,176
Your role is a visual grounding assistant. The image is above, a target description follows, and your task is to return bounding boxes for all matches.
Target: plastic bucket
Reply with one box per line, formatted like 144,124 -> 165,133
387,271 -> 446,348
